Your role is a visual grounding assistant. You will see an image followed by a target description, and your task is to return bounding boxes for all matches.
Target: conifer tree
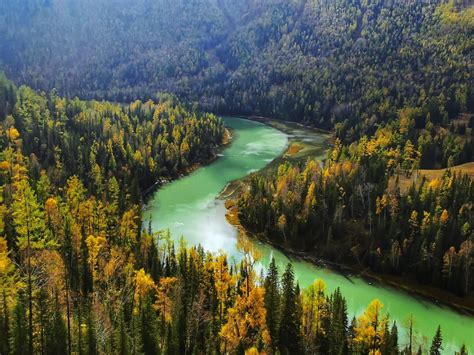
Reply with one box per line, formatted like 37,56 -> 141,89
10,290 -> 28,355
328,287 -> 348,355
0,291 -> 10,354
264,257 -> 280,350
430,326 -> 443,355
278,263 -> 301,354
457,344 -> 468,355
12,175 -> 48,354
389,322 -> 399,355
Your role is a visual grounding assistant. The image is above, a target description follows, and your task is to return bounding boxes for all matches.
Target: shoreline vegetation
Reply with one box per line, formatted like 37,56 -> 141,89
1,75 -> 470,352
220,116 -> 474,316
226,198 -> 474,317
142,126 -> 233,201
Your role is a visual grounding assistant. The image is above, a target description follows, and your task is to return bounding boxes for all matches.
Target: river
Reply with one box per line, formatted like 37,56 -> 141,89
145,116 -> 474,352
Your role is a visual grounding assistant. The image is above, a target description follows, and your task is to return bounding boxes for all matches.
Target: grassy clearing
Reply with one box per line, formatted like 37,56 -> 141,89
284,143 -> 304,156
394,162 -> 474,192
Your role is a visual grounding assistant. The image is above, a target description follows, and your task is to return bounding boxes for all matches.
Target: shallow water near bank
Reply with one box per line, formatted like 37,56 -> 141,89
145,117 -> 474,352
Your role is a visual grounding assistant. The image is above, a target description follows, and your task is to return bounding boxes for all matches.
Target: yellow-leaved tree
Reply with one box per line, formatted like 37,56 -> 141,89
220,234 -> 270,353
154,276 -> 177,323
0,236 -> 16,299
213,253 -> 236,322
220,285 -> 270,353
86,234 -> 107,287
302,279 -> 327,353
354,299 -> 387,354
133,268 -> 157,315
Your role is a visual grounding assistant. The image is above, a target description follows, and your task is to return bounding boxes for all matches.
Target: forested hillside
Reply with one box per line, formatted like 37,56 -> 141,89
0,0 -> 472,134
0,72 -> 224,202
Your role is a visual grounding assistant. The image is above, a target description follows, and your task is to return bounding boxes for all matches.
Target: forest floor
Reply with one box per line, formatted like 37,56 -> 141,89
220,117 -> 474,315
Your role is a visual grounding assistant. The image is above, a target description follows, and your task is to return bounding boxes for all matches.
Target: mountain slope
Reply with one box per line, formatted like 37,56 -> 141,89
0,0 -> 472,133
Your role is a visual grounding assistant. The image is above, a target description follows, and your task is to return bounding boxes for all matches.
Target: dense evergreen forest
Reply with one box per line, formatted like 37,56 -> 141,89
0,0 -> 472,134
0,75 -> 460,354
0,72 -> 224,201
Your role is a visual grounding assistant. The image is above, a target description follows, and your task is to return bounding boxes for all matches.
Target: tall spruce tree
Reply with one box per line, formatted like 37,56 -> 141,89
10,290 -> 28,355
278,263 -> 301,354
328,287 -> 348,355
0,291 -> 10,354
430,326 -> 443,355
264,257 -> 280,351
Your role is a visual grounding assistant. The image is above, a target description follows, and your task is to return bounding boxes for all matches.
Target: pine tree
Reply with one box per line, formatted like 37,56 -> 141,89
389,322 -> 399,355
457,344 -> 468,355
140,297 -> 159,354
381,322 -> 391,355
37,288 -> 48,354
381,321 -> 399,355
430,326 -> 443,355
328,287 -> 348,355
85,299 -> 98,355
278,263 -> 301,354
114,309 -> 130,355
264,257 -> 280,350
12,176 -> 48,354
10,290 -> 28,355
404,314 -> 415,354
347,316 -> 357,354
0,291 -> 10,354
45,292 -> 68,355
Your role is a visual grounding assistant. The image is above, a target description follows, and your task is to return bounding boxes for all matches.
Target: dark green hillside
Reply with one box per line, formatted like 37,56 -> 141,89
1,0 -> 472,135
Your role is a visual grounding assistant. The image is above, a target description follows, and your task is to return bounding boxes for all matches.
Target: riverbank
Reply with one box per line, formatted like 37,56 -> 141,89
225,199 -> 474,315
221,117 -> 474,316
219,116 -> 332,199
242,115 -> 333,161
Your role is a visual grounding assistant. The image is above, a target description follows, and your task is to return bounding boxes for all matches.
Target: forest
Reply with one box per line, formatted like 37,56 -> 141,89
231,1 -> 474,297
0,0 -> 472,135
237,116 -> 474,295
0,75 -> 460,354
0,0 -> 473,353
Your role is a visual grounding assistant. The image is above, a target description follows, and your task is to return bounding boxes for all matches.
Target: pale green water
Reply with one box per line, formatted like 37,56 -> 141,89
145,117 -> 473,353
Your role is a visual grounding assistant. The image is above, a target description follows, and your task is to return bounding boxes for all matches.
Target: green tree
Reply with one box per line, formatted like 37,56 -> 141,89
278,263 -> 301,354
328,288 -> 348,355
264,257 -> 280,350
10,290 -> 28,355
430,326 -> 443,355
12,176 -> 49,354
